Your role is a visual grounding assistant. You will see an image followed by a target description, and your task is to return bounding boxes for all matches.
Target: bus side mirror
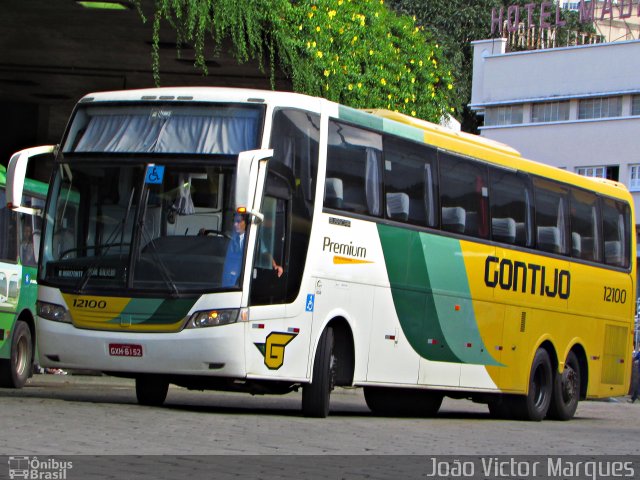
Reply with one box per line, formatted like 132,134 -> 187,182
6,145 -> 56,214
235,149 -> 272,223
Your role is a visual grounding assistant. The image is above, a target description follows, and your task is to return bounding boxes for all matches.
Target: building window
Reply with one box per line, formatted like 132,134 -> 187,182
531,101 -> 570,123
629,165 -> 640,191
578,96 -> 622,120
576,165 -> 619,181
632,95 -> 640,116
484,105 -> 523,126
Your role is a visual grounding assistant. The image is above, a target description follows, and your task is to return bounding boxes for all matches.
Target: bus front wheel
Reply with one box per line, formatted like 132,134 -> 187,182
547,351 -> 580,420
302,326 -> 335,418
135,375 -> 169,407
0,320 -> 33,389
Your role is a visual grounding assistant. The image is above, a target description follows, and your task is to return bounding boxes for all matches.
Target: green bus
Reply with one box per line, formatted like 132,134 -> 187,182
0,147 -> 51,387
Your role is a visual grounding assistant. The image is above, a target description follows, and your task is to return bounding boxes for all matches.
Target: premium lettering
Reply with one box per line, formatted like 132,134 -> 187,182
484,256 -> 570,299
322,236 -> 367,258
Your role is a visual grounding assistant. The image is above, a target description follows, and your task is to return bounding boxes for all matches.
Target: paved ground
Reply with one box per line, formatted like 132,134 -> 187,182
1,373 -> 639,456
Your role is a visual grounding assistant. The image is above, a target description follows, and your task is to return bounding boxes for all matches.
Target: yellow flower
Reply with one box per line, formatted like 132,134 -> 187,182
387,94 -> 392,99
312,5 -> 317,10
317,51 -> 323,58
298,25 -> 303,31
357,82 -> 362,88
308,12 -> 314,18
447,84 -> 453,90
380,78 -> 387,85
418,60 -> 423,67
369,49 -> 374,55
324,69 -> 330,77
411,110 -> 416,116
312,41 -> 316,47
328,10 -> 336,19
338,0 -> 343,4
405,98 -> 409,103
316,26 -> 321,32
411,77 -> 415,83
348,84 -> 353,90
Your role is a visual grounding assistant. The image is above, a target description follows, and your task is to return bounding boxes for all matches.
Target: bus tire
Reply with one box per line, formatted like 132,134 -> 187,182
512,348 -> 553,421
135,375 -> 169,407
0,320 -> 33,389
302,326 -> 335,418
364,387 -> 442,417
547,351 -> 580,420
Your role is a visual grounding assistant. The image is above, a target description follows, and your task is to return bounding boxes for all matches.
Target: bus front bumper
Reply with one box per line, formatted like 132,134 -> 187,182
36,317 -> 247,377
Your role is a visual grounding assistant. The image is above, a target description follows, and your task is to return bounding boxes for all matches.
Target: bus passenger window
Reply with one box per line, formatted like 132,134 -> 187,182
439,152 -> 488,238
602,198 -> 630,268
326,120 -> 382,217
489,169 -> 532,247
383,136 -> 437,227
533,178 -> 569,255
569,188 -> 600,262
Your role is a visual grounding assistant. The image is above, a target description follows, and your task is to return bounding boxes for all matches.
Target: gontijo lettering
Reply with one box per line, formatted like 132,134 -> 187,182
323,236 -> 367,258
484,256 -> 570,299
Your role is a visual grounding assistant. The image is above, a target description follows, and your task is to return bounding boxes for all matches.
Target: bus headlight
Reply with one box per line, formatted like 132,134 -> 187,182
186,308 -> 240,328
37,301 -> 72,324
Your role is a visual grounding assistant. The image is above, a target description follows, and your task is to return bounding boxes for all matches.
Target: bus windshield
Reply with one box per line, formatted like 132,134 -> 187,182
63,103 -> 263,155
40,158 -> 249,295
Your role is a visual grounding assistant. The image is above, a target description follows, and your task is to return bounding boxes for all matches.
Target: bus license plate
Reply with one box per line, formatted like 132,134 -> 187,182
109,343 -> 143,357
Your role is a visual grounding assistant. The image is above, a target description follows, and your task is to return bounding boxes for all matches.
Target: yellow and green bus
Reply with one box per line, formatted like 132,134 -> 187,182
0,148 -> 51,387
7,88 -> 635,419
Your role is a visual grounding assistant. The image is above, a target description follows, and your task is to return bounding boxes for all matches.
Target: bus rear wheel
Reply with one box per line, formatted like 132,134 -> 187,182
302,326 -> 335,418
547,351 -> 580,420
364,387 -> 443,417
135,375 -> 169,407
511,348 -> 553,421
0,320 -> 33,389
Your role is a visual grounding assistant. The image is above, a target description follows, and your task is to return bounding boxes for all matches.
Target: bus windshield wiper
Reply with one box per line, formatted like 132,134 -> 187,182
76,190 -> 135,293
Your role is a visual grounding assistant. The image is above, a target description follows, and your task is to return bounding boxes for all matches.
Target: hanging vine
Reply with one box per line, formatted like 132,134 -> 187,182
133,0 -> 457,123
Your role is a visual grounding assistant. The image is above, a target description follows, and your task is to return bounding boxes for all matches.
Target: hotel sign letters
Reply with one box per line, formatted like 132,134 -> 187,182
491,0 -> 640,36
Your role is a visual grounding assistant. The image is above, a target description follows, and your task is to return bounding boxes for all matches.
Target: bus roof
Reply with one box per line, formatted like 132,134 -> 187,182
366,109 -> 522,157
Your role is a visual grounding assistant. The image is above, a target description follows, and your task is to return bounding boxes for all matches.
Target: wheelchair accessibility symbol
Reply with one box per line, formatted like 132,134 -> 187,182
145,164 -> 165,184
305,294 -> 315,312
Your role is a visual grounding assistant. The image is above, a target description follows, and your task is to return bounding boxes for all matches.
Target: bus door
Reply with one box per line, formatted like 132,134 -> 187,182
246,168 -> 311,379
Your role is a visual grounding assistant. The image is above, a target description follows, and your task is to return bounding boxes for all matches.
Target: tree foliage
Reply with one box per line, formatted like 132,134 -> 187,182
133,0 -> 457,123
